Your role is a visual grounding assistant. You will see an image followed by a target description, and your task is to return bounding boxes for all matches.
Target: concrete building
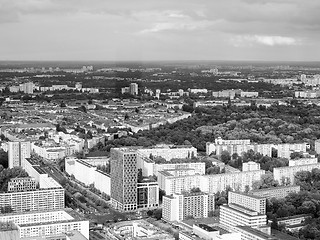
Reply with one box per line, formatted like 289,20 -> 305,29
315,139 -> 320,154
234,226 -> 299,240
220,204 -> 267,229
137,145 -> 197,162
130,83 -> 139,95
110,148 -> 138,211
240,91 -> 259,98
65,157 -> 111,196
137,181 -> 159,209
0,209 -> 89,239
162,192 -> 214,222
8,141 -> 31,168
288,157 -> 318,167
249,185 -> 300,199
228,192 -> 266,214
243,161 -> 260,172
274,163 -> 320,184
19,82 -> 34,94
7,178 -> 36,192
159,169 -> 265,195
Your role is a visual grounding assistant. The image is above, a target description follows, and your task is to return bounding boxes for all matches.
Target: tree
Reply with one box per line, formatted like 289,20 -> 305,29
153,209 -> 162,220
190,187 -> 201,193
220,151 -> 231,164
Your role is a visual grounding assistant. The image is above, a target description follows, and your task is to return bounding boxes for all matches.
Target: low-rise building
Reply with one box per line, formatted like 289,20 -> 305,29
249,185 -> 300,199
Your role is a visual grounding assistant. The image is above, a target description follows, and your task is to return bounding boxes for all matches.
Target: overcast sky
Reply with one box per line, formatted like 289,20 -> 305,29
1,0 -> 320,61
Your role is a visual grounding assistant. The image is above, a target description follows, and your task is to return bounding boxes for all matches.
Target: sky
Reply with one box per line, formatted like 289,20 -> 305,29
1,0 -> 320,61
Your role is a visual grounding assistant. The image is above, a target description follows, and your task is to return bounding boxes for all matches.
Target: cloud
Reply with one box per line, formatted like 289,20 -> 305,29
231,35 -> 299,47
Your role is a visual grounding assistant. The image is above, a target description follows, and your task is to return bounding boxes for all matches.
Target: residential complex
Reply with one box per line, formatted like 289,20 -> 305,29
249,185 -> 301,199
273,163 -> 320,184
162,192 -> 214,222
220,192 -> 267,229
158,169 -> 265,195
0,209 -> 89,239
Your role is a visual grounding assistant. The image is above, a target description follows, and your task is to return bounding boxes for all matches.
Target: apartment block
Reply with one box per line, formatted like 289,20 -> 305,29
0,209 -> 89,239
162,192 -> 214,222
273,163 -> 320,184
220,204 -> 267,229
250,185 -> 300,199
7,177 -> 36,192
288,157 -> 318,167
228,191 -> 266,214
159,169 -> 265,195
243,161 -> 261,172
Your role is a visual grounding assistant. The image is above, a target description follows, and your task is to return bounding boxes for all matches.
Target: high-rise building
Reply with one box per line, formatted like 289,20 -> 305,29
19,82 -> 34,94
228,191 -> 266,214
7,177 -> 36,192
8,141 -> 31,168
220,192 -> 267,229
162,192 -> 214,222
110,148 -> 138,211
242,161 -> 261,172
129,83 -> 138,95
137,181 -> 159,209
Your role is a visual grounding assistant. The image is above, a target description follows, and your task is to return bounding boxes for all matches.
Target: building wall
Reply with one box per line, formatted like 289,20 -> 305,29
228,192 -> 266,214
110,148 -> 137,211
250,185 -> 300,199
274,163 -> 320,184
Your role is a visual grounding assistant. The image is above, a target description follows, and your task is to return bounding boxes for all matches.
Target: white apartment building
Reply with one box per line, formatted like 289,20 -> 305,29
8,141 -> 31,168
162,192 -> 214,222
276,143 -> 307,159
159,170 -> 265,195
250,185 -> 301,199
0,209 -> 89,239
65,157 -> 111,195
274,163 -> 320,184
243,161 -> 261,172
240,91 -> 259,98
0,187 -> 65,213
228,192 -> 266,214
288,157 -> 318,167
220,204 -> 267,229
137,145 -> 197,161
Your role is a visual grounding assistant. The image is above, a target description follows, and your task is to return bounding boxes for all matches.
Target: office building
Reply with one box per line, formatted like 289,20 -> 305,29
137,181 -> 159,209
273,163 -> 320,184
162,192 -> 214,222
8,141 -> 31,168
249,185 -> 300,199
110,148 -> 138,211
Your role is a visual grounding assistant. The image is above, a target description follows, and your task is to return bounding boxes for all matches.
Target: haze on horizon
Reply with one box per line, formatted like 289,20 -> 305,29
1,0 -> 320,62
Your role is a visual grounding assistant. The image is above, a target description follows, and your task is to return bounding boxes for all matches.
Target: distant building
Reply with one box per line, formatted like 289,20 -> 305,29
162,192 -> 214,222
249,185 -> 300,199
19,82 -> 34,94
289,157 -> 318,167
8,141 -> 31,168
242,161 -> 260,172
130,83 -> 139,95
274,163 -> 320,184
240,91 -> 259,98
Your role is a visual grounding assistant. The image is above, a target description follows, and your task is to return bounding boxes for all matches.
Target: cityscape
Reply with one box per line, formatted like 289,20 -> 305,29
1,1 -> 320,240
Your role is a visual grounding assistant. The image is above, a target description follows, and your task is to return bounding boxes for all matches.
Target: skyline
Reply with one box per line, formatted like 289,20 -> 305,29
1,0 -> 320,61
